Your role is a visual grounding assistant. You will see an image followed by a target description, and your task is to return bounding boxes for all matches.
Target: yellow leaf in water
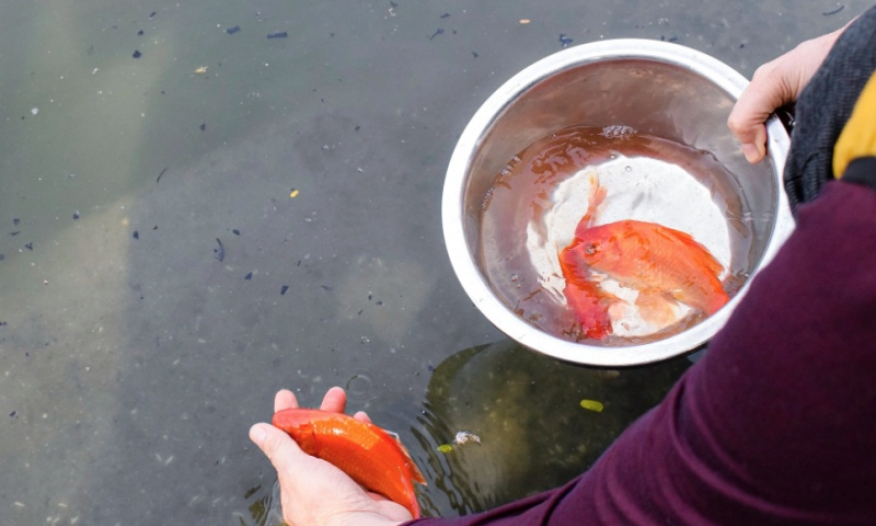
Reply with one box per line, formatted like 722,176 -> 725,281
437,444 -> 453,453
580,399 -> 604,412
290,189 -> 299,198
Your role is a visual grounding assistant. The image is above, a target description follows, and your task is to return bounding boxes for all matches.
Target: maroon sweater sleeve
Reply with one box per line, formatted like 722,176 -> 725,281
409,163 -> 876,525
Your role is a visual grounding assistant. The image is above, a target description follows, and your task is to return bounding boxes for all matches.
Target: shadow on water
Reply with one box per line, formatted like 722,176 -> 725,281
412,340 -> 691,516
239,340 -> 691,524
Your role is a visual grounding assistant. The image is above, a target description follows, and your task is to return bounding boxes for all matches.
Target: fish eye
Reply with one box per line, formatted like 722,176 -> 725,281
584,242 -> 598,255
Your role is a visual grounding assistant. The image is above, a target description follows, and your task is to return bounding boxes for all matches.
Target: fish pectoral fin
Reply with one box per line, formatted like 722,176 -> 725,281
635,288 -> 679,327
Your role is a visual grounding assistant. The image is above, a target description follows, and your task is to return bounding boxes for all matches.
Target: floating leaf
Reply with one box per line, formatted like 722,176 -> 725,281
580,399 -> 604,412
437,444 -> 453,453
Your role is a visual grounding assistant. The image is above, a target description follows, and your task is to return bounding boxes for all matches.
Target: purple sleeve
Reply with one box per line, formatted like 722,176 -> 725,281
408,172 -> 876,525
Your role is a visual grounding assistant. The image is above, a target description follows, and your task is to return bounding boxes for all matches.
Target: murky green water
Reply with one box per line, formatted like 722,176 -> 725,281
0,1 -> 863,524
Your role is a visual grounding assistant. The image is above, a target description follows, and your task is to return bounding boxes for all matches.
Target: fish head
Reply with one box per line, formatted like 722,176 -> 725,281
574,226 -> 625,271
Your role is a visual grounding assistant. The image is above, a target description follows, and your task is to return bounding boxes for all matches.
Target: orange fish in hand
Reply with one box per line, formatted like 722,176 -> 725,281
272,408 -> 426,519
564,219 -> 729,316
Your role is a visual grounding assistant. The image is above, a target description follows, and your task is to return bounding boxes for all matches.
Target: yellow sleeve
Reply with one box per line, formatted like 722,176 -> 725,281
833,71 -> 876,178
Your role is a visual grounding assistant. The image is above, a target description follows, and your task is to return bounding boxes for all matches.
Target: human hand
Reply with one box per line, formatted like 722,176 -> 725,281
249,388 -> 412,526
727,24 -> 850,163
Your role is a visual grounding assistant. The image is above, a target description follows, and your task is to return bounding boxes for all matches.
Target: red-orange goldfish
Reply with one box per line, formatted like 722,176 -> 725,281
272,408 -> 426,518
559,248 -> 615,339
557,173 -> 616,339
563,219 -> 729,317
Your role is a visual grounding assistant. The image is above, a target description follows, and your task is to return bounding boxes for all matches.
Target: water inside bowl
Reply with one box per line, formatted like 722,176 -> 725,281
478,125 -> 754,346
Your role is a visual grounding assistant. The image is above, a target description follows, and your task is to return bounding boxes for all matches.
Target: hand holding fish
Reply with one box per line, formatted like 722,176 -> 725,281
249,387 -> 411,526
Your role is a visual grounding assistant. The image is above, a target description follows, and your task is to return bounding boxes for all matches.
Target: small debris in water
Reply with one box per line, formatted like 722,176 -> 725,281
195,66 -> 208,74
226,25 -> 241,35
72,211 -> 80,220
132,50 -> 142,59
133,231 -> 139,240
519,18 -> 531,24
290,188 -> 299,198
156,167 -> 168,184
822,3 -> 845,15
232,229 -> 241,236
13,218 -> 19,226
320,285 -> 332,291
9,411 -> 16,417
9,231 -> 20,236
454,431 -> 481,445
214,238 -> 225,262
429,28 -> 445,40
559,33 -> 573,47
25,242 -> 33,251
244,272 -> 253,280
437,444 -> 453,453
267,31 -> 288,39
199,123 -> 206,131
149,11 -> 157,19
280,285 -> 289,295
580,399 -> 605,412
440,13 -> 450,19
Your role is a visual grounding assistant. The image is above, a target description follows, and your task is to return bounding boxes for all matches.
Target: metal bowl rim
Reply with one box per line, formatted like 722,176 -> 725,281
442,38 -> 794,366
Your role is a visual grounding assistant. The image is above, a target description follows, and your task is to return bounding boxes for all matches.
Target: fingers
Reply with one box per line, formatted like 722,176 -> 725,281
728,27 -> 846,164
353,410 -> 372,424
273,387 -> 348,414
728,61 -> 790,164
319,386 -> 348,413
274,389 -> 299,413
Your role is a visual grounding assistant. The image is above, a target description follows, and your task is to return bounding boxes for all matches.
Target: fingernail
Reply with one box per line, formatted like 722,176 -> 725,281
742,143 -> 761,163
250,424 -> 267,444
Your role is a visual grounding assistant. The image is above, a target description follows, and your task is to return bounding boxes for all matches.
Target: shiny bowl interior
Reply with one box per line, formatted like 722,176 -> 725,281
442,39 -> 794,367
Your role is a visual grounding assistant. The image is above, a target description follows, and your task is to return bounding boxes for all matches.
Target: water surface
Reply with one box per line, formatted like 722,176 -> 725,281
0,1 -> 863,524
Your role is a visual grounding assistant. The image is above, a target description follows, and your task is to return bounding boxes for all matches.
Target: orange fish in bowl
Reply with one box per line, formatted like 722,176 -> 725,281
272,408 -> 426,518
557,175 -> 729,339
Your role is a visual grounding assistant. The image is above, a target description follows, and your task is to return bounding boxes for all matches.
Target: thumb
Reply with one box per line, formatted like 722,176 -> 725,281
249,423 -> 302,474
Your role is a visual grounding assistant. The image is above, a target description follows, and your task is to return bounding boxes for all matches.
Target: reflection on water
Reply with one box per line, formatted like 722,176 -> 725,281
412,340 -> 691,516
234,482 -> 283,526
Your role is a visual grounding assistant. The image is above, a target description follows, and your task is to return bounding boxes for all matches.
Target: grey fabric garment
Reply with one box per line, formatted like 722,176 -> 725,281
783,5 -> 876,210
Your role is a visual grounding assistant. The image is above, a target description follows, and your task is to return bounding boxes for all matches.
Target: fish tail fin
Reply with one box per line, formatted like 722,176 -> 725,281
703,289 -> 730,315
574,171 -> 606,238
387,433 -> 427,485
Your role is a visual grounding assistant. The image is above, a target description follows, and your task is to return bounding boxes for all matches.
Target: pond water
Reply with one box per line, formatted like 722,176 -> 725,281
0,1 -> 863,524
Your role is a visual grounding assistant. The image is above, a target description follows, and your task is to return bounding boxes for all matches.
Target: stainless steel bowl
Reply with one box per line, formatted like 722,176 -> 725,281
442,39 -> 794,367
